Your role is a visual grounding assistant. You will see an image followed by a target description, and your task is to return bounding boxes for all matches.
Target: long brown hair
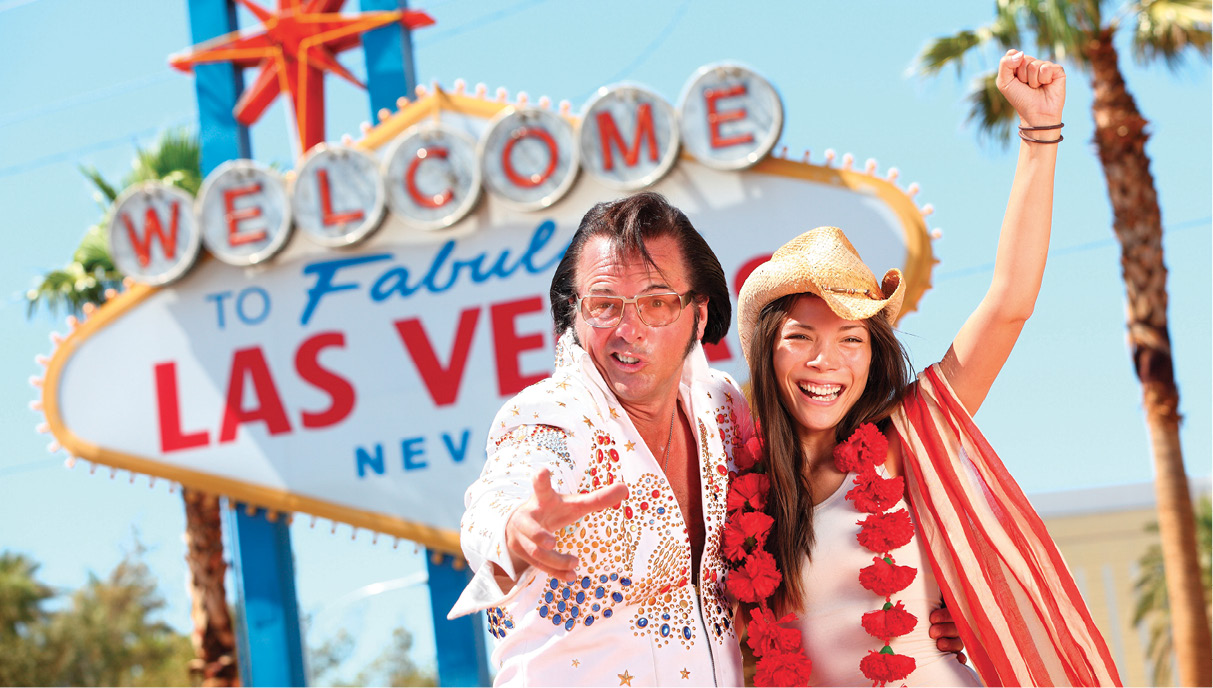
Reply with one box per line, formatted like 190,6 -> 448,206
746,293 -> 913,616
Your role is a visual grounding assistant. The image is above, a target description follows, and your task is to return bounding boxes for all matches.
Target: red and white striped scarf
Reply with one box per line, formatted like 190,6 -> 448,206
891,365 -> 1122,687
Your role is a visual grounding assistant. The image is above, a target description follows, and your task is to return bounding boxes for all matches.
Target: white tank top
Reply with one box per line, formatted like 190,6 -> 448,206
797,468 -> 980,687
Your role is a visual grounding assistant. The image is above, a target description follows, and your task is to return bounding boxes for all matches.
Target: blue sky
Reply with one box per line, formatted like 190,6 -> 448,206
1,0 -> 1209,680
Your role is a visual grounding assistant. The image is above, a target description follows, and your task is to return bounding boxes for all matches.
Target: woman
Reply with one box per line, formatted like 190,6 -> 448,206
730,50 -> 1122,686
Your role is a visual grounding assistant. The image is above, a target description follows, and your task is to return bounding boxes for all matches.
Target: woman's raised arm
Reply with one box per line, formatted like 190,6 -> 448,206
940,49 -> 1067,415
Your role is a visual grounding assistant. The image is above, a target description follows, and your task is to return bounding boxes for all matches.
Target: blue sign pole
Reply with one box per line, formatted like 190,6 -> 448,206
184,1 -> 485,684
185,1 -> 305,685
358,6 -> 492,685
360,0 -> 418,116
186,0 -> 250,170
227,506 -> 307,686
427,552 -> 493,686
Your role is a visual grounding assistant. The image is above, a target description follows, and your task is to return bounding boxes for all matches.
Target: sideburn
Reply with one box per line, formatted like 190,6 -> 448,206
682,305 -> 702,357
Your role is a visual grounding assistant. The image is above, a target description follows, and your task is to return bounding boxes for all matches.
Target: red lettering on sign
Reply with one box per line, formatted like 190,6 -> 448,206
596,103 -> 659,171
154,361 -> 210,453
121,203 -> 180,268
219,346 -> 292,442
703,339 -> 733,363
295,332 -> 356,429
733,254 -> 772,297
406,147 -> 453,209
502,127 -> 559,188
224,183 -> 267,246
491,296 -> 547,396
704,84 -> 754,149
394,308 -> 480,407
701,254 -> 772,364
317,169 -> 365,226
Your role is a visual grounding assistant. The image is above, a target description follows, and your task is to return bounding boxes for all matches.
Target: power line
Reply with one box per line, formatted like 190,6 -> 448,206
415,0 -> 550,47
0,116 -> 194,180
0,70 -> 178,129
0,2 -> 553,176
572,0 -> 690,104
0,458 -> 62,478
934,216 -> 1212,281
0,0 -> 545,131
0,0 -> 43,14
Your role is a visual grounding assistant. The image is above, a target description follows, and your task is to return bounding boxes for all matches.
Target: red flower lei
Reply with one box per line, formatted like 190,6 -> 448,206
836,423 -> 919,686
723,435 -> 813,687
724,423 -> 920,687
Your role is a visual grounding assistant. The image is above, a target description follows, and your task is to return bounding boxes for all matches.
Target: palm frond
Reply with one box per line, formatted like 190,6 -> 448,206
989,5 -> 1027,49
1030,3 -> 1078,56
28,129 -> 202,321
1131,0 -> 1213,68
966,71 -> 1019,145
916,29 -> 991,77
73,225 -> 118,276
991,0 -> 1105,67
25,266 -> 114,318
1131,494 -> 1212,685
79,165 -> 120,210
126,129 -> 202,196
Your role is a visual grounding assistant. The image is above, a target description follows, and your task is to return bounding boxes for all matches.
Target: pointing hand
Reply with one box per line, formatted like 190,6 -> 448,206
504,468 -> 629,581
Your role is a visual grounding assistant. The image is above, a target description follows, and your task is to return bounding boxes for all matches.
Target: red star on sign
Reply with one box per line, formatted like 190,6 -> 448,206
170,0 -> 434,153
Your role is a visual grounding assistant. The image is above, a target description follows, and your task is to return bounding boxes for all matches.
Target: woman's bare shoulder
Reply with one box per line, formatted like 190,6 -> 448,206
882,423 -> 904,478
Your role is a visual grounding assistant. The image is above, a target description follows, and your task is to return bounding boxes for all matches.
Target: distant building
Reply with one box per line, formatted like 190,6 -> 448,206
1031,478 -> 1211,687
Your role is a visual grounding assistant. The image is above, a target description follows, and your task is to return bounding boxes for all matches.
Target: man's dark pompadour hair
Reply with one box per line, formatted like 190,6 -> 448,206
549,191 -> 731,345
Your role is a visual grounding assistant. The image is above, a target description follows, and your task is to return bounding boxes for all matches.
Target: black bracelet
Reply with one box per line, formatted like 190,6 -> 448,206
1019,122 -> 1064,131
1018,131 -> 1063,144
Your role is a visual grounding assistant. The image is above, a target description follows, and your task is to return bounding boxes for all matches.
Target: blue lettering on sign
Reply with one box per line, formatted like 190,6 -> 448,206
353,428 -> 479,478
300,220 -> 569,326
402,437 -> 427,471
206,291 -> 233,329
235,286 -> 271,325
421,240 -> 460,293
207,287 -> 272,328
356,444 -> 386,478
301,253 -> 394,326
442,430 -> 471,463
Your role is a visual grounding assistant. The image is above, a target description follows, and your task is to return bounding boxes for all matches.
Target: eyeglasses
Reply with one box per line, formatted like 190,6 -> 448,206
576,291 -> 692,328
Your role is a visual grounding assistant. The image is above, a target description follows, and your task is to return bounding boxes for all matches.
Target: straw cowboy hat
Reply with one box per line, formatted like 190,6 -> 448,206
737,226 -> 905,365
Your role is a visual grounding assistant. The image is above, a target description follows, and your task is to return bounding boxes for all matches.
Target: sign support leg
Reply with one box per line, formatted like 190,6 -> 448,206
185,0 -> 251,169
228,506 -> 308,686
187,3 -> 302,685
427,550 -> 492,686
359,0 -> 419,116
359,8 -> 487,686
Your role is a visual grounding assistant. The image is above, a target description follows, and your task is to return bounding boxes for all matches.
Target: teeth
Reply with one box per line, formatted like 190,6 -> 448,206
616,355 -> 639,364
798,383 -> 842,399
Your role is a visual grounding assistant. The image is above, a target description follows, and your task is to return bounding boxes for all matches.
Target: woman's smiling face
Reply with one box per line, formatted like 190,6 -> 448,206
772,294 -> 872,442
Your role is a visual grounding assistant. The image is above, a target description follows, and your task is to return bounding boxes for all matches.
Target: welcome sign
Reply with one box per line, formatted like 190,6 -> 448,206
39,65 -> 934,554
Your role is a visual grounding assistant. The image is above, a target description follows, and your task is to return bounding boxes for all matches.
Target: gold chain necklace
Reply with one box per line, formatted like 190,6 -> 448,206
660,405 -> 677,471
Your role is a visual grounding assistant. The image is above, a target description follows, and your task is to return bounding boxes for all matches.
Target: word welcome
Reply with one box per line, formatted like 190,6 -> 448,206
107,63 -> 782,286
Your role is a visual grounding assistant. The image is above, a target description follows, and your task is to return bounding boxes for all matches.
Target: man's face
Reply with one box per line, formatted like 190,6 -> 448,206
572,235 -> 708,415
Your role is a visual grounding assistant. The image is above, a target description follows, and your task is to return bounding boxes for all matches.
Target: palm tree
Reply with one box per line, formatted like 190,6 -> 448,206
27,130 -> 238,687
915,1 -> 1212,684
1134,495 -> 1212,685
27,129 -> 202,317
